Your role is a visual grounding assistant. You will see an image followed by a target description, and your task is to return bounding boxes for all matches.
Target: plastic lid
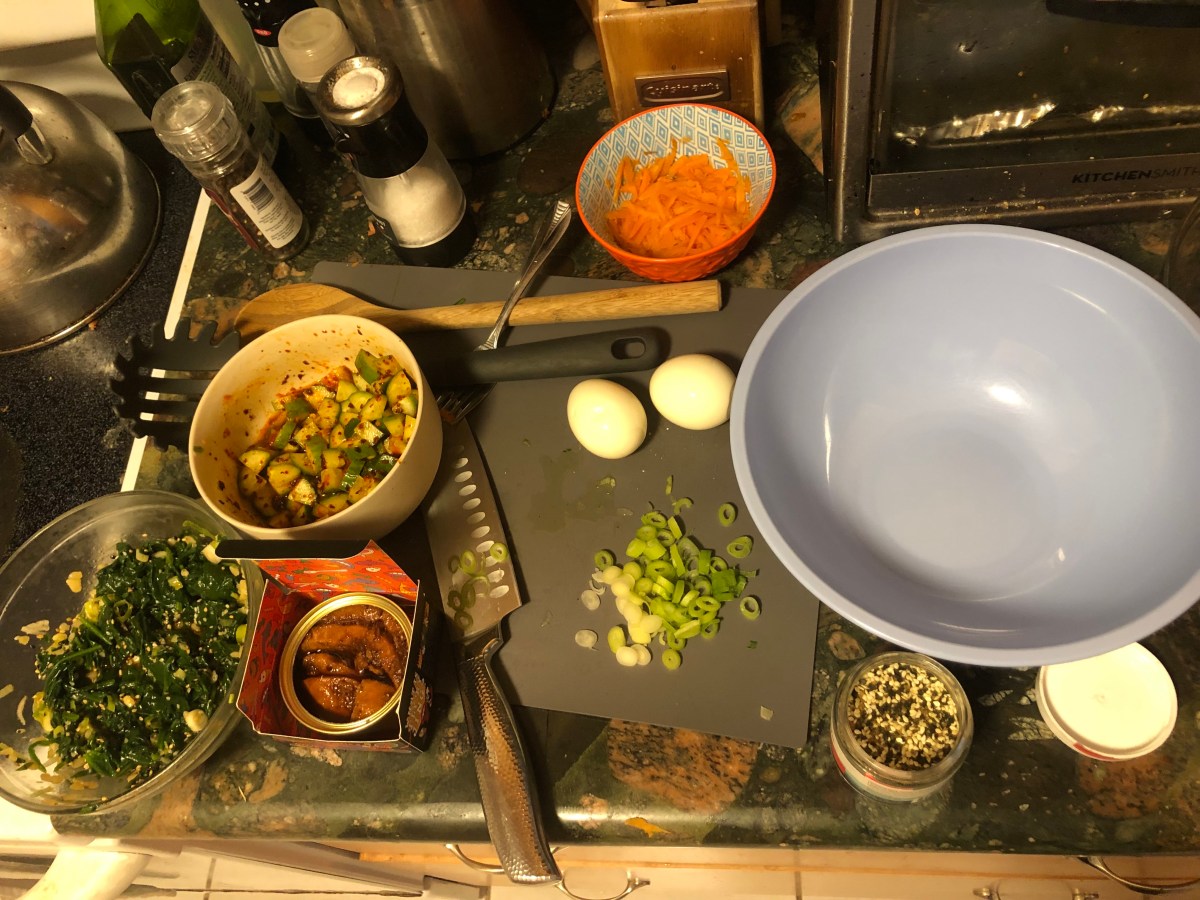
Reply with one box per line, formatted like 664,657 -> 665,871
150,81 -> 241,164
1037,643 -> 1177,760
278,7 -> 357,87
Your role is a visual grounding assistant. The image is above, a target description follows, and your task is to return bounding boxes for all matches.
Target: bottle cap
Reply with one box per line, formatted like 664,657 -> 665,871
1036,642 -> 1177,761
151,81 -> 242,164
278,7 -> 357,87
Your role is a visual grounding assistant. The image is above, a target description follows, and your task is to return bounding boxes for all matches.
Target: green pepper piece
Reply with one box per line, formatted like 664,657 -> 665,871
284,397 -> 314,420
271,420 -> 297,450
339,457 -> 366,490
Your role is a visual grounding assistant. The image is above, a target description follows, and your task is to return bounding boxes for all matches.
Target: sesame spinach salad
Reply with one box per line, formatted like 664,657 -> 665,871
21,523 -> 249,791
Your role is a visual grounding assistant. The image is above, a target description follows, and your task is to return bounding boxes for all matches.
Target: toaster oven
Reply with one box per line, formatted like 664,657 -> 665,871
817,0 -> 1200,242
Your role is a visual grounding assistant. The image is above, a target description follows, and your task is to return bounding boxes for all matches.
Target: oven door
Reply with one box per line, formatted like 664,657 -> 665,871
820,0 -> 1200,241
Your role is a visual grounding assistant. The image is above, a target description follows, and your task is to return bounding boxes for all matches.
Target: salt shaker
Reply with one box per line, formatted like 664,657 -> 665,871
313,56 -> 475,267
152,81 -> 310,262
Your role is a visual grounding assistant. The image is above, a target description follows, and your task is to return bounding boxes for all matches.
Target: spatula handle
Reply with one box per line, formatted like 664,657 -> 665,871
456,628 -> 560,885
417,327 -> 666,386
234,280 -> 722,339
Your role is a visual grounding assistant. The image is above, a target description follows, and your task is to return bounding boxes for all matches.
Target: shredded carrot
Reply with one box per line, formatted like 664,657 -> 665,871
605,138 -> 752,259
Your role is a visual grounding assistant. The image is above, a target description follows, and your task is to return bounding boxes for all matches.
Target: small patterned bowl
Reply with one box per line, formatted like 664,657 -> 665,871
575,103 -> 776,283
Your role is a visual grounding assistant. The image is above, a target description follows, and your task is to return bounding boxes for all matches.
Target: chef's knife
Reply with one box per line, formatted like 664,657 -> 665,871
422,418 -> 560,885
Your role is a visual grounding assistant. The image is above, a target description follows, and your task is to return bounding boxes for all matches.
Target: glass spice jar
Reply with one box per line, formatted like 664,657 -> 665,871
830,650 -> 973,802
151,81 -> 310,262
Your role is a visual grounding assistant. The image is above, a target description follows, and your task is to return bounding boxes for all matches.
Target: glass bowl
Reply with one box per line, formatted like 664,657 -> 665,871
830,650 -> 973,802
0,491 -> 263,814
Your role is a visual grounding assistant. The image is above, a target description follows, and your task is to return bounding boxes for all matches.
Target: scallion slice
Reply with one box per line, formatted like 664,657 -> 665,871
739,596 -> 761,620
718,502 -> 737,526
727,536 -> 753,559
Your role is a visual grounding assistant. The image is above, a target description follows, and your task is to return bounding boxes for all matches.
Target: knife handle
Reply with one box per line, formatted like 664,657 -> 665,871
456,628 -> 561,885
421,327 -> 666,387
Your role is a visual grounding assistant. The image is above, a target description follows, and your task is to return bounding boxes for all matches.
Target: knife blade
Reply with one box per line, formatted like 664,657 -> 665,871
422,418 -> 560,885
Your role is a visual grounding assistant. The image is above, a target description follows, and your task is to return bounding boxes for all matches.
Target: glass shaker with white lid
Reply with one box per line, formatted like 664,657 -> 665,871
313,56 -> 476,267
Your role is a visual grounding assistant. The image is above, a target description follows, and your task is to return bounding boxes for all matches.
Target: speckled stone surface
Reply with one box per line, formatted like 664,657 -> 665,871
13,6 -> 1199,856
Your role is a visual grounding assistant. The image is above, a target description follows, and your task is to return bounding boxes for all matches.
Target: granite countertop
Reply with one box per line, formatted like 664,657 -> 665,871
5,8 -> 1197,857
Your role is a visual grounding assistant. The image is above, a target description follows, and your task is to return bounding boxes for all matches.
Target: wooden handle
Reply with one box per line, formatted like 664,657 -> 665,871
233,280 -> 722,339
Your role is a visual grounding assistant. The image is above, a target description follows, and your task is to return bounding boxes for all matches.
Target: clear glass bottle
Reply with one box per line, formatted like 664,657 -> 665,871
234,0 -> 321,124
152,81 -> 309,261
830,650 -> 973,802
95,0 -> 280,163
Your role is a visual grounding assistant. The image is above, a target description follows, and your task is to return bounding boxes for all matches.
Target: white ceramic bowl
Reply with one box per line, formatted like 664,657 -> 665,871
190,315 -> 442,539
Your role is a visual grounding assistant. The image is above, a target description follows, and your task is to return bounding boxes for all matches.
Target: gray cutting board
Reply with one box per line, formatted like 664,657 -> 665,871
313,261 -> 819,747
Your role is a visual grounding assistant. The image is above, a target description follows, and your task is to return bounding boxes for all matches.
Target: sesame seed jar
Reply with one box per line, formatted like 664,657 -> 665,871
830,651 -> 973,802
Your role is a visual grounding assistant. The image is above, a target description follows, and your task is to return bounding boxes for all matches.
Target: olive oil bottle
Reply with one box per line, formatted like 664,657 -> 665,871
95,0 -> 279,162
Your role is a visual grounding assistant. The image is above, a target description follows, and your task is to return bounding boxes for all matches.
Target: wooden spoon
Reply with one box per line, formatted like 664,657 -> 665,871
232,279 -> 722,339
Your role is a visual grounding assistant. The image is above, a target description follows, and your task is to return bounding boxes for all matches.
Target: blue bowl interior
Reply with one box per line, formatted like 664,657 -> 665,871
731,225 -> 1200,665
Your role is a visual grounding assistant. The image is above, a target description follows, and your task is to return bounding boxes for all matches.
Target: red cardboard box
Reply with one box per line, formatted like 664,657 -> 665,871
235,541 -> 441,751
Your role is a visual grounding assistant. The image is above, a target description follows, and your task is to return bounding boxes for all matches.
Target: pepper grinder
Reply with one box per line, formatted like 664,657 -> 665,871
314,56 -> 475,267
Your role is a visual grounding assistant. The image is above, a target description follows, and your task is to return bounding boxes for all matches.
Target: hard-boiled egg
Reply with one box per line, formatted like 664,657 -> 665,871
649,354 -> 736,430
567,379 -> 647,459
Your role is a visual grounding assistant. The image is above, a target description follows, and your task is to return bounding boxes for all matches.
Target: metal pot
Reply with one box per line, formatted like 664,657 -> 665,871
0,81 -> 160,355
334,0 -> 554,160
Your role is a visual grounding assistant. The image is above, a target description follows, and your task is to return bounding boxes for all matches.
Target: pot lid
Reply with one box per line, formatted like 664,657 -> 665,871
0,81 -> 160,354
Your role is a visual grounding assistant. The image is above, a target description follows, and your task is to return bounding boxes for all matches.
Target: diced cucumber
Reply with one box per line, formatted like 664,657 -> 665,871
397,393 -> 418,417
238,446 -> 273,476
381,414 -> 405,437
288,476 -> 318,506
318,467 -> 344,493
348,472 -> 381,504
293,416 -> 320,447
385,372 -> 413,409
287,451 -> 317,477
315,399 -> 340,429
329,424 -> 349,448
267,511 -> 292,528
360,394 -> 388,422
266,460 -> 303,496
335,379 -> 357,402
355,349 -> 383,384
339,391 -> 373,425
402,414 -> 417,442
313,492 -> 351,519
384,433 -> 408,456
352,420 -> 384,446
303,383 -> 334,406
238,466 -> 264,496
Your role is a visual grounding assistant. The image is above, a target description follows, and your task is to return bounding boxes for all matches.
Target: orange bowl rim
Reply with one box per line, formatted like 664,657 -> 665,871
574,102 -> 777,269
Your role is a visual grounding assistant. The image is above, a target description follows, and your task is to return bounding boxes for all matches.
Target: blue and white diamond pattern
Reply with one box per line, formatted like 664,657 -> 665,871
578,104 -> 775,245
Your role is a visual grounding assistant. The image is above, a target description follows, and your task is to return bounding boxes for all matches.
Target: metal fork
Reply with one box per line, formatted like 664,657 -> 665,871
437,199 -> 573,423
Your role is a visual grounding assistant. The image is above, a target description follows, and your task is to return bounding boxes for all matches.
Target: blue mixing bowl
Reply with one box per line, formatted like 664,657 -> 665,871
731,225 -> 1200,666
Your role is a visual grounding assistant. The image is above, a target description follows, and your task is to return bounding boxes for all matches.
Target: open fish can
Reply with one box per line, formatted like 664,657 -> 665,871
279,592 -> 413,735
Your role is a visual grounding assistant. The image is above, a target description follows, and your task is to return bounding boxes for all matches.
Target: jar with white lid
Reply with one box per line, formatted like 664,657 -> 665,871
830,651 -> 973,802
1035,642 -> 1177,761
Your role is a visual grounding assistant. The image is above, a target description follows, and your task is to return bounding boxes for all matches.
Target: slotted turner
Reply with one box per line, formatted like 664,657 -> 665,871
111,318 -> 238,449
112,317 -> 667,449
